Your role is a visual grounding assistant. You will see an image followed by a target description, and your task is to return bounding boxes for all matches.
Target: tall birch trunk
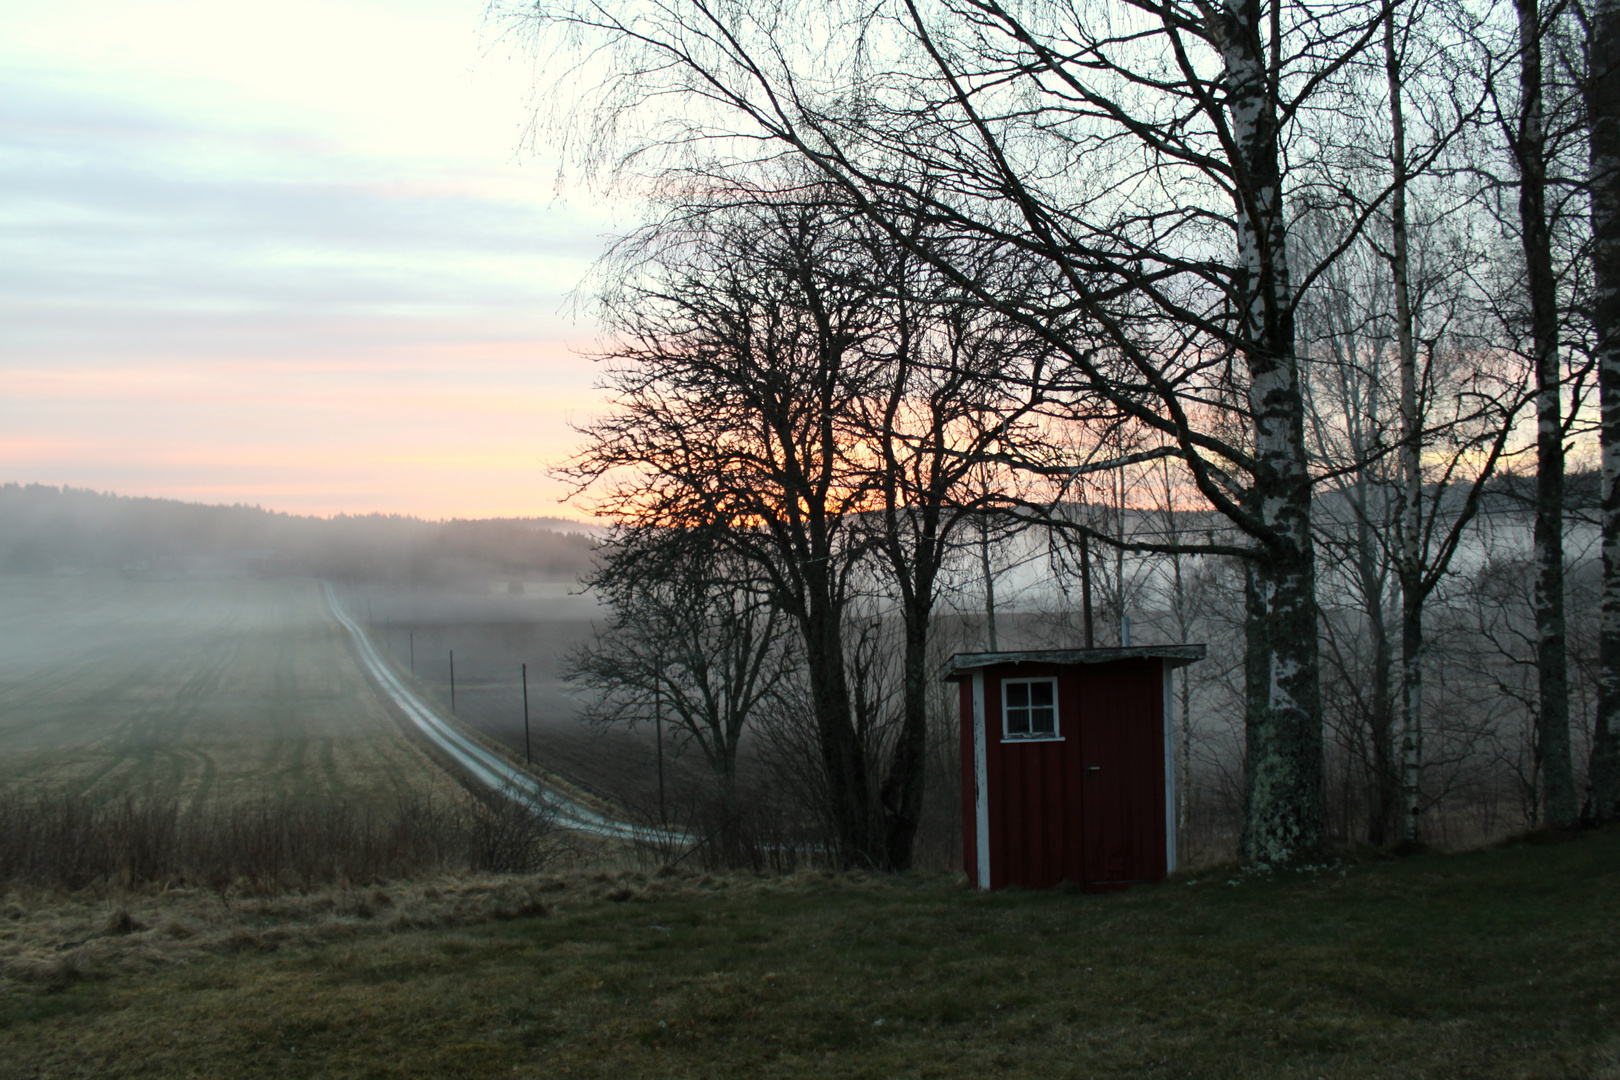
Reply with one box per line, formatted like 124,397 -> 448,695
1222,0 -> 1326,863
1356,497 -> 1397,845
1589,0 -> 1620,822
1516,0 -> 1577,828
1384,0 -> 1426,844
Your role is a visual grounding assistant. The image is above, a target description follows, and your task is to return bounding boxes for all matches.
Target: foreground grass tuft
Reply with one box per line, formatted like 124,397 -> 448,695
2,829 -> 1618,1078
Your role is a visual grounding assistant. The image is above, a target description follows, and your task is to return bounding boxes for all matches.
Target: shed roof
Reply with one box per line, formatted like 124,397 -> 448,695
939,644 -> 1208,682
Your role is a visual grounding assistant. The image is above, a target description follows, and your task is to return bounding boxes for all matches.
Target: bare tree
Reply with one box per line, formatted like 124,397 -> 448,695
563,192 -> 884,864
566,526 -> 791,831
512,0 -> 1514,860
563,183 -> 1040,867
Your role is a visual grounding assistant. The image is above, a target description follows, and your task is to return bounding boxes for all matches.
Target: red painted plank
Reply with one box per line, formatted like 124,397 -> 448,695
961,658 -> 1169,892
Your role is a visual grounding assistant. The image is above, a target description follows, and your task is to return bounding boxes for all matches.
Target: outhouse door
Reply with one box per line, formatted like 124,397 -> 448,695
1078,660 -> 1167,887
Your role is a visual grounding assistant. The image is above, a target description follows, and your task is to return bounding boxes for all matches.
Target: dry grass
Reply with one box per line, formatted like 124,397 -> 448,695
1,828 -> 1616,1078
0,788 -> 563,895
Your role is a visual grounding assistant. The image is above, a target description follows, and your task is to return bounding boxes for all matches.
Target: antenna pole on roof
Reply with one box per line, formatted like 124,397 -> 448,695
1081,532 -> 1095,648
980,510 -> 998,651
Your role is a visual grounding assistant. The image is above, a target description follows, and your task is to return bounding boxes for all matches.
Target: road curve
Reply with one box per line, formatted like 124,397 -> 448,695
321,581 -> 677,845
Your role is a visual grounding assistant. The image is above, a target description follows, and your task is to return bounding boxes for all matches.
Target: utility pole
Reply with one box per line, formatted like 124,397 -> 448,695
450,650 -> 456,714
522,662 -> 532,765
655,664 -> 666,825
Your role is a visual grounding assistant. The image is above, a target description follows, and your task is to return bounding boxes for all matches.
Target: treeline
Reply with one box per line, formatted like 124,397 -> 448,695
509,0 -> 1620,869
0,483 -> 596,583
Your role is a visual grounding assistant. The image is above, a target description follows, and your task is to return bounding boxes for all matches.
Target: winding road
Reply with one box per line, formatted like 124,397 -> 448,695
322,581 -> 677,844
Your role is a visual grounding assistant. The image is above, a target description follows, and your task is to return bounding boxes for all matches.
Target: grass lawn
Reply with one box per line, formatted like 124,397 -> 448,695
1,828 -> 1616,1079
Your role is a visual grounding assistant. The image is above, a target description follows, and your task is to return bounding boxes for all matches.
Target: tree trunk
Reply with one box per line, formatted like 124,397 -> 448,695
1590,0 -> 1620,822
800,581 -> 881,867
880,601 -> 933,870
1386,0 -> 1426,844
1222,0 -> 1326,863
1517,0 -> 1577,828
1242,541 -> 1325,861
1358,507 -> 1397,846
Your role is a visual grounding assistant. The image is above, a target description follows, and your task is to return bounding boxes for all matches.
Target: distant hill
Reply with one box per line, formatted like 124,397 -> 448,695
0,484 -> 599,583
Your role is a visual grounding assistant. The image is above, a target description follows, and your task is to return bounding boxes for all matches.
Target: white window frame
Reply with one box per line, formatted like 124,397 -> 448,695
1001,677 -> 1062,741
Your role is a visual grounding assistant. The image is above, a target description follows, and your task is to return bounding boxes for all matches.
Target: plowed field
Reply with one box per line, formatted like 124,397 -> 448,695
0,576 -> 456,810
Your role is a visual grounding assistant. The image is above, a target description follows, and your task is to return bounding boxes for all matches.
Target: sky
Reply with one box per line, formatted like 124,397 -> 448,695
1,0 -> 613,519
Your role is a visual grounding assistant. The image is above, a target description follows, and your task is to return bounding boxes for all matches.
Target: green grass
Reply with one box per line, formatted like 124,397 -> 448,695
2,829 -> 1617,1078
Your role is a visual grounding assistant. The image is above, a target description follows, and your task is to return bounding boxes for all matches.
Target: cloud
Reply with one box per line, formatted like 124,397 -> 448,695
0,4 -> 615,518
0,74 -> 598,319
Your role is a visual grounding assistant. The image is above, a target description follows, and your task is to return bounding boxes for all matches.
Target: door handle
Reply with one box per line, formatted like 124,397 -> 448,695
1086,765 -> 1101,772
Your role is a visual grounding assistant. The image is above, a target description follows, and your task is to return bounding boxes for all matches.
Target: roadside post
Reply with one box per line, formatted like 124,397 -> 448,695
450,650 -> 456,714
655,669 -> 665,825
522,663 -> 532,765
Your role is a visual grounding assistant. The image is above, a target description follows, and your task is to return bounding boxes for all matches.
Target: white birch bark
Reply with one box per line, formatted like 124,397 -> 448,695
1221,0 -> 1326,863
1385,0 -> 1426,845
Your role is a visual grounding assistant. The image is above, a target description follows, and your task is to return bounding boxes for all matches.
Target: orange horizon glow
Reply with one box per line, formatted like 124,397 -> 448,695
1,338 -> 614,520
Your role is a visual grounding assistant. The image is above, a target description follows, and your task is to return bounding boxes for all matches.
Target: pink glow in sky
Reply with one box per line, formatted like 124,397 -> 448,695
1,0 -> 617,519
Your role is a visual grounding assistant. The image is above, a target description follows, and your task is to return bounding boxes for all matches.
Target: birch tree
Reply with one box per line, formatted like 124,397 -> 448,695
1588,0 -> 1620,820
1469,0 -> 1596,826
1517,0 -> 1580,827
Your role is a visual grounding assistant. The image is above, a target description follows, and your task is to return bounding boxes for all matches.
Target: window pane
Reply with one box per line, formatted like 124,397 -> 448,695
1003,680 -> 1057,738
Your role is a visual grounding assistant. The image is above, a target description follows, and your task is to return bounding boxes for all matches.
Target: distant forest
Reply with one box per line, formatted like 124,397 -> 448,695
0,484 -> 598,583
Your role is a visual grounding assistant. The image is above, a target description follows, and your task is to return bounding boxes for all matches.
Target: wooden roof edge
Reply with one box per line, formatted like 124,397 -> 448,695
938,644 -> 1208,681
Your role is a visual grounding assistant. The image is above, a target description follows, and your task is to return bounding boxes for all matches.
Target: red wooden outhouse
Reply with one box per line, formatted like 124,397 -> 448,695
942,645 -> 1205,892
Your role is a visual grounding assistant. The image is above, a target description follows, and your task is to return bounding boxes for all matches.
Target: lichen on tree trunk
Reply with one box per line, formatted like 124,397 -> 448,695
1221,0 -> 1326,863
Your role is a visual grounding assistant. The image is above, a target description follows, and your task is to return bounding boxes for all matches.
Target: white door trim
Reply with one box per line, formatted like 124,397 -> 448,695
972,671 -> 991,889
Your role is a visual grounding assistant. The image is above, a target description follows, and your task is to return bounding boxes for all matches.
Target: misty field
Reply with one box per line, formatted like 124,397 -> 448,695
0,576 -> 455,810
335,581 -> 715,815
